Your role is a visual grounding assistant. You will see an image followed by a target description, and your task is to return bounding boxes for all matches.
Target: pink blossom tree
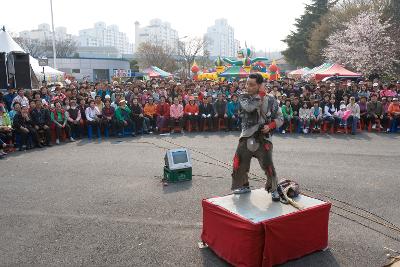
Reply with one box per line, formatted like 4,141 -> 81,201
323,10 -> 397,76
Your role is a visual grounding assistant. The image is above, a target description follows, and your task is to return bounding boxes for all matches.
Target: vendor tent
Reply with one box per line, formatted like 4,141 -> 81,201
313,63 -> 361,81
287,67 -> 310,79
218,66 -> 250,78
0,27 -> 64,87
142,66 -> 172,78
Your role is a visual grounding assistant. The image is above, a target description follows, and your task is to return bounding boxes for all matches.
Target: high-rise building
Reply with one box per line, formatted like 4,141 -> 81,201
19,23 -> 74,42
204,19 -> 238,57
135,19 -> 179,53
78,22 -> 133,55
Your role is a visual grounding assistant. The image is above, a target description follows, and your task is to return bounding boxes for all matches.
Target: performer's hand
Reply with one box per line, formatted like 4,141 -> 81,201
261,125 -> 270,134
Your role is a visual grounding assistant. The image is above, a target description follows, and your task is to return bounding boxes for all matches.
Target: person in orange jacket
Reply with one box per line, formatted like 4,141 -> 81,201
184,96 -> 199,131
143,97 -> 157,132
388,97 -> 400,133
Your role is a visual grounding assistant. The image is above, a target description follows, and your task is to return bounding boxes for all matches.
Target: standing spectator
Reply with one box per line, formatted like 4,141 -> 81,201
51,101 -> 73,144
13,105 -> 41,150
227,94 -> 241,131
156,96 -> 170,131
310,101 -> 323,130
213,93 -> 228,130
346,96 -> 360,135
199,96 -> 215,131
144,97 -> 157,132
299,101 -> 311,133
0,104 -> 13,144
281,99 -> 293,134
115,99 -> 134,137
388,97 -> 400,133
169,97 -> 184,133
183,96 -> 199,131
366,94 -> 383,130
85,99 -> 102,140
11,88 -> 29,107
3,88 -> 16,111
30,100 -> 52,146
291,97 -> 301,133
66,98 -> 82,139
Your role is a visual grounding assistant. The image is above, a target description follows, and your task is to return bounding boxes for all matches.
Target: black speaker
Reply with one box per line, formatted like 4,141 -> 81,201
7,51 -> 32,89
0,52 -> 7,89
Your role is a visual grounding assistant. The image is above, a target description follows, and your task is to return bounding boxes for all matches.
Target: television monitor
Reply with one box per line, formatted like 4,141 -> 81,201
164,148 -> 192,170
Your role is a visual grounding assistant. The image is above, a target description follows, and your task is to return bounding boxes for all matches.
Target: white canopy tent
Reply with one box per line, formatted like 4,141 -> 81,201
0,27 -> 64,86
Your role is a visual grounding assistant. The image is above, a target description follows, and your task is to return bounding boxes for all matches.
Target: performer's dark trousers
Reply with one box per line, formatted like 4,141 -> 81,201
231,137 -> 278,192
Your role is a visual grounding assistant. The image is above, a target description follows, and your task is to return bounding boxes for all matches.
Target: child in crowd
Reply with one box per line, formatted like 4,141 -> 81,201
310,101 -> 323,130
299,101 -> 311,133
337,102 -> 348,128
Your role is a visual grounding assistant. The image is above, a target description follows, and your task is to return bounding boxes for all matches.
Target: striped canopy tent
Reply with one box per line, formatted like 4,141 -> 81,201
302,63 -> 332,80
218,66 -> 250,78
142,66 -> 172,78
313,63 -> 361,81
287,67 -> 311,79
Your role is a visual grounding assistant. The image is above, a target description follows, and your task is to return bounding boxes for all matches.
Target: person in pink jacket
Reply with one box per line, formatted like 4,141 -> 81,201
169,97 -> 184,133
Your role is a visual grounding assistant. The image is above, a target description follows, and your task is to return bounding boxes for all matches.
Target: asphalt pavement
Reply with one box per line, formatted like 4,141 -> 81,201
0,132 -> 399,266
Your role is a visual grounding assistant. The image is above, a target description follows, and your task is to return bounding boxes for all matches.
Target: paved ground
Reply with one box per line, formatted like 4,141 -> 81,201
0,132 -> 399,266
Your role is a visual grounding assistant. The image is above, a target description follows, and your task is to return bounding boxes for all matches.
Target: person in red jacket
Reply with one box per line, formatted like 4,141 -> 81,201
156,96 -> 170,131
184,96 -> 200,131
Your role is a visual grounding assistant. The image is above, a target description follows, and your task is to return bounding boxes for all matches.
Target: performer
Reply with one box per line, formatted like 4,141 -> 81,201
231,73 -> 283,201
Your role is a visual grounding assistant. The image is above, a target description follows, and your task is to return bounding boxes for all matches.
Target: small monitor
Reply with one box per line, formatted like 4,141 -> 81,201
165,148 -> 192,170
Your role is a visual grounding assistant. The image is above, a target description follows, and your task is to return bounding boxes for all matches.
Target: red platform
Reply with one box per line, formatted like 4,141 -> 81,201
201,189 -> 331,267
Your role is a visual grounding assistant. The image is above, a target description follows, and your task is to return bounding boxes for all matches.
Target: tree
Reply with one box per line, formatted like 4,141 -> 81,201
323,10 -> 396,76
14,37 -> 47,58
51,39 -> 77,57
282,0 -> 333,67
136,42 -> 177,73
178,37 -> 208,78
129,59 -> 139,71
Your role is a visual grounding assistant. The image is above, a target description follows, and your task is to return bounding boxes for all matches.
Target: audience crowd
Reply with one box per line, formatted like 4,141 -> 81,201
1,77 -> 400,158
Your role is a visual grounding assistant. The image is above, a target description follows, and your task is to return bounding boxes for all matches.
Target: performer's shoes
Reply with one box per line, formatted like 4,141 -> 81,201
233,187 -> 251,194
271,190 -> 280,202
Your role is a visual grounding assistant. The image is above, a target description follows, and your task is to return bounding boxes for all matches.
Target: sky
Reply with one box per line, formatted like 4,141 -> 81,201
2,0 -> 311,52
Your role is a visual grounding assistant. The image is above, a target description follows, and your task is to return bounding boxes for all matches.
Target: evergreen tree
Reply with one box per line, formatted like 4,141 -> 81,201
282,0 -> 332,67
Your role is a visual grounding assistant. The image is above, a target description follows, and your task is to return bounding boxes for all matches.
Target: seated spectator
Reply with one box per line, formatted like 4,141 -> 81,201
199,96 -> 215,131
51,101 -> 73,144
0,104 -> 13,144
388,97 -> 400,133
169,97 -> 184,133
30,100 -> 52,146
323,97 -> 338,132
227,94 -> 240,131
381,97 -> 391,132
144,97 -> 157,132
156,96 -> 170,131
359,96 -> 368,129
52,85 -> 66,103
66,98 -> 82,139
213,93 -> 228,131
115,99 -> 134,137
111,93 -> 123,110
310,101 -> 323,130
12,88 -> 29,107
8,102 -> 21,123
102,98 -> 115,137
366,94 -> 383,130
131,98 -> 147,135
85,99 -> 102,140
184,96 -> 199,131
299,101 -> 311,133
95,95 -> 104,112
0,137 -> 8,159
346,96 -> 360,135
13,105 -> 41,150
281,99 -> 293,134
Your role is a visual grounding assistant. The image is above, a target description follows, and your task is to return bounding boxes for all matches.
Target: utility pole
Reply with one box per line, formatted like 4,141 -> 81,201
50,0 -> 57,69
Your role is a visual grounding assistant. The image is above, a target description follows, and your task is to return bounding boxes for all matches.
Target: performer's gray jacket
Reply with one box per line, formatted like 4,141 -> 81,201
239,93 -> 283,141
